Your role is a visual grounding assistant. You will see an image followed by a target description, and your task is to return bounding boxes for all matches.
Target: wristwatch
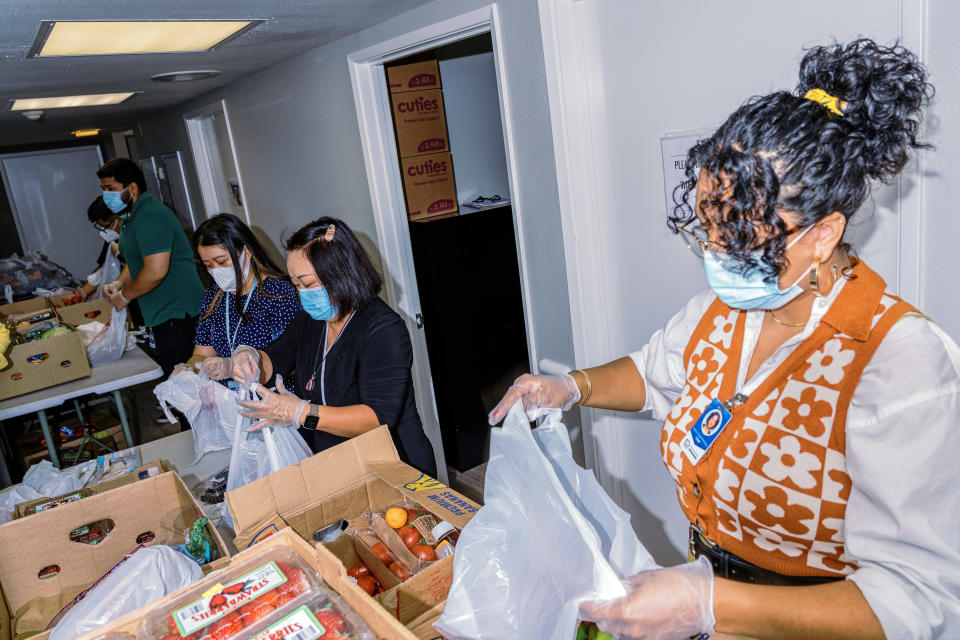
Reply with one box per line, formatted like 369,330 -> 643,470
303,403 -> 320,430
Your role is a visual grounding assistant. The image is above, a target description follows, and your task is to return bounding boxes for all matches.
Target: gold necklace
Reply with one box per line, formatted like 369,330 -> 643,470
765,308 -> 807,327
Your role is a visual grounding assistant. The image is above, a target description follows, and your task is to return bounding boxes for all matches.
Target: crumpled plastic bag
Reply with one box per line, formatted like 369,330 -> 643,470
0,485 -> 43,523
223,386 -> 312,531
0,251 -> 77,298
85,308 -> 128,367
435,403 -> 658,639
94,250 -> 122,300
0,459 -> 98,523
154,370 -> 236,464
48,545 -> 202,640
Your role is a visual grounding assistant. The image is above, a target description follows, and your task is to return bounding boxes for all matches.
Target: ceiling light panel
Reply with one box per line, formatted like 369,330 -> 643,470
10,93 -> 137,110
29,20 -> 262,57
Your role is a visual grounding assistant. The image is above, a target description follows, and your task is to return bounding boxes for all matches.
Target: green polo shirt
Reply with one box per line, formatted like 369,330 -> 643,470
118,192 -> 203,327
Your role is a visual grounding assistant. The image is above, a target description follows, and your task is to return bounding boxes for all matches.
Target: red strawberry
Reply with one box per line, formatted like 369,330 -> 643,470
314,608 -> 345,635
209,593 -> 228,611
221,581 -> 246,595
239,600 -> 276,626
167,616 -> 179,633
160,634 -> 181,640
274,588 -> 297,607
206,612 -> 243,640
281,567 -> 308,595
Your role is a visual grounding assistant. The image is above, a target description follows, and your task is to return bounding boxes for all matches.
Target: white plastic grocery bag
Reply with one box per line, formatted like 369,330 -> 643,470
435,403 -> 657,639
154,370 -> 235,463
223,386 -> 312,531
94,250 -> 122,300
86,307 -> 128,367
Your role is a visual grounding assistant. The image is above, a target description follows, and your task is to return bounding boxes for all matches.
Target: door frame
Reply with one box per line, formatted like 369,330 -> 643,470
183,99 -> 250,225
347,4 -> 537,483
537,0 -> 927,504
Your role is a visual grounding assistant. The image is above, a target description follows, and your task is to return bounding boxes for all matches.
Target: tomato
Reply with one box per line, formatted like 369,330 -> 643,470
370,542 -> 394,565
409,543 -> 436,561
356,574 -> 378,595
399,527 -> 421,549
388,561 -> 413,581
406,508 -> 424,521
347,561 -> 369,579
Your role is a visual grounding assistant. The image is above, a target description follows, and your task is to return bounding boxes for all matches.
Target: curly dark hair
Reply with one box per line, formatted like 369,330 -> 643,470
669,39 -> 934,281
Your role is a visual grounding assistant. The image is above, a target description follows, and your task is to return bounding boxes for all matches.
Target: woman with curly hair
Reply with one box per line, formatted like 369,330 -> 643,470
491,40 -> 959,639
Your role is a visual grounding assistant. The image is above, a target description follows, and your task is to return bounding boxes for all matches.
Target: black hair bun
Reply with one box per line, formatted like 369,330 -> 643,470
797,38 -> 933,181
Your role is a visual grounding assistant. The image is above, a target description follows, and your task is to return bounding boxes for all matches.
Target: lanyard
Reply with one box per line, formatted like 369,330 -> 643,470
224,279 -> 257,353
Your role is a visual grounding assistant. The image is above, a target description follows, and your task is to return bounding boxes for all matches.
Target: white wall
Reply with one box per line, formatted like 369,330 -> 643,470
553,0 -> 911,561
438,40 -> 512,206
922,0 -> 960,340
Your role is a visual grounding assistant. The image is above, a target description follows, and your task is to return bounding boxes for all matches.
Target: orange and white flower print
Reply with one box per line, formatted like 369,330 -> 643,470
726,417 -> 766,465
743,525 -> 806,558
715,498 -> 743,540
687,341 -> 725,391
802,338 -> 855,385
769,380 -> 839,447
822,449 -> 851,503
808,540 -> 856,575
757,433 -> 823,491
739,472 -> 819,539
753,388 -> 780,418
714,458 -> 743,504
708,309 -> 739,349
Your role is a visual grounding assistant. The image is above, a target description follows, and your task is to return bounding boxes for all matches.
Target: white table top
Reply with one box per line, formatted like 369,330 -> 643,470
0,346 -> 162,420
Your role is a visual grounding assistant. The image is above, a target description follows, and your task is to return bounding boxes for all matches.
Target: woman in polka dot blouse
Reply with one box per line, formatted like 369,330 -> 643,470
182,214 -> 301,377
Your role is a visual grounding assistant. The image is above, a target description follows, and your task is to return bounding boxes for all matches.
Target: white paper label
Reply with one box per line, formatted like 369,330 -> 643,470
251,606 -> 324,640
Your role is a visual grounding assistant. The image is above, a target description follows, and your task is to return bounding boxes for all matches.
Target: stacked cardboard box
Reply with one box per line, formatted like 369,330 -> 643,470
387,58 -> 459,221
226,426 -> 480,639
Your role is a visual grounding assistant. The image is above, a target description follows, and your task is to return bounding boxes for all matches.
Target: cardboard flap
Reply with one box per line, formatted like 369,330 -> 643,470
225,426 -> 400,534
366,461 -> 480,529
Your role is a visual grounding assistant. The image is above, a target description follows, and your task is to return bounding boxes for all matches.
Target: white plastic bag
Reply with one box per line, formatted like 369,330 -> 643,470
23,459 -> 96,496
155,370 -> 235,463
86,307 -> 128,367
93,250 -> 122,300
223,386 -> 312,531
435,403 -> 658,639
0,485 -> 42,523
48,545 -> 202,640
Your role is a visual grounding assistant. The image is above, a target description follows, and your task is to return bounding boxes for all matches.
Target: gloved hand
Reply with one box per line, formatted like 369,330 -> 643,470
229,345 -> 261,384
237,375 -> 309,431
579,556 -> 716,640
488,373 -> 580,425
197,356 -> 231,380
102,280 -> 124,298
171,363 -> 192,377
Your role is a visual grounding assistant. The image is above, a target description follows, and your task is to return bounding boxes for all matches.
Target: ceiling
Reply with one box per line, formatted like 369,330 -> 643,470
0,0 -> 434,146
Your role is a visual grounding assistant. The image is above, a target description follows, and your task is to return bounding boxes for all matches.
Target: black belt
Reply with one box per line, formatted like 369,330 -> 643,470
689,525 -> 843,587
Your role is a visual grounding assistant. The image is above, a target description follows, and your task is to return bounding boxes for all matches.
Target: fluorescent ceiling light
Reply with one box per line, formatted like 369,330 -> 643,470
10,93 -> 137,110
72,129 -> 101,137
29,20 -> 262,57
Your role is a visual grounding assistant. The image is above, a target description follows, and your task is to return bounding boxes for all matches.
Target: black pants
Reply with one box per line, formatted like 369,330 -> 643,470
147,314 -> 197,379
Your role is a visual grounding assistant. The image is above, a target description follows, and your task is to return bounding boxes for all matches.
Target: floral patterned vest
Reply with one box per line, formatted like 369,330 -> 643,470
661,263 -> 916,576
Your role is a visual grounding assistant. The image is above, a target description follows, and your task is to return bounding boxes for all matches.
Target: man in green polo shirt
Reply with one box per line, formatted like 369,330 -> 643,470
96,158 -> 204,378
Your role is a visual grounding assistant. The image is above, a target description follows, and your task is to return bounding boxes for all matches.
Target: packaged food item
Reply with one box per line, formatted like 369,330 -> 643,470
431,521 -> 459,559
138,548 -> 321,640
243,590 -> 376,640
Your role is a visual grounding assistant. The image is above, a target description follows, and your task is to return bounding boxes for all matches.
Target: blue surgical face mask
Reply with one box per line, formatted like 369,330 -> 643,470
299,285 -> 338,321
703,225 -> 814,310
102,187 -> 128,214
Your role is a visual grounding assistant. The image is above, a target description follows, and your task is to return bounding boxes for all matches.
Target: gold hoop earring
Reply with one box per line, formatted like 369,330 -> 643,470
809,261 -> 839,297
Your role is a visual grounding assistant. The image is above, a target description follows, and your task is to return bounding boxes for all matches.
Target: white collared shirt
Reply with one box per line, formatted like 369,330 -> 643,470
629,285 -> 960,639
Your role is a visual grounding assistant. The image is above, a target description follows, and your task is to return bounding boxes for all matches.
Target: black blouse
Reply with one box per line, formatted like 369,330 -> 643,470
264,297 -> 437,476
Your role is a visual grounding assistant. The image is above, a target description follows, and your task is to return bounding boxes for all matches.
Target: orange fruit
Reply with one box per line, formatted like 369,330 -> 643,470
385,506 -> 408,529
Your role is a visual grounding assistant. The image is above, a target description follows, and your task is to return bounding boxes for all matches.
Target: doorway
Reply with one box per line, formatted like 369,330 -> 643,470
184,101 -> 249,223
348,7 -> 534,492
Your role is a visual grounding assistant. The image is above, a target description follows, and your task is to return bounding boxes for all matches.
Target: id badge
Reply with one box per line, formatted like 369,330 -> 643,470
680,398 -> 732,465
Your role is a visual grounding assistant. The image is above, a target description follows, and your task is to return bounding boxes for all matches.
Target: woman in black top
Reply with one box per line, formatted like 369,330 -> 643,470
230,217 -> 437,476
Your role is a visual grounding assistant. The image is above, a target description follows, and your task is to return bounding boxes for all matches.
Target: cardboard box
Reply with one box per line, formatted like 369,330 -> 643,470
22,423 -> 128,468
61,528 -> 419,640
14,459 -> 172,519
387,58 -> 441,93
225,426 -> 479,638
232,511 -> 288,551
0,296 -> 50,317
0,330 -> 91,401
401,152 -> 458,221
0,470 -> 229,640
391,89 -> 449,158
53,298 -> 112,328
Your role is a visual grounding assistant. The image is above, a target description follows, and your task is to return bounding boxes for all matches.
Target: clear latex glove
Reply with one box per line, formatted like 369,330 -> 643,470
102,280 -> 124,298
230,345 -> 261,384
237,375 -> 308,431
579,556 -> 716,640
171,363 -> 191,378
488,373 -> 580,425
198,356 -> 231,380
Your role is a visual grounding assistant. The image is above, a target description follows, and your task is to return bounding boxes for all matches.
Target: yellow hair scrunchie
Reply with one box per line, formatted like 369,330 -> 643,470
805,88 -> 847,116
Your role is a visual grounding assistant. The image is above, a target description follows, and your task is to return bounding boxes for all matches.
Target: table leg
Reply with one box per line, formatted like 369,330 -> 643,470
38,409 -> 60,468
112,390 -> 135,449
73,399 -> 85,423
